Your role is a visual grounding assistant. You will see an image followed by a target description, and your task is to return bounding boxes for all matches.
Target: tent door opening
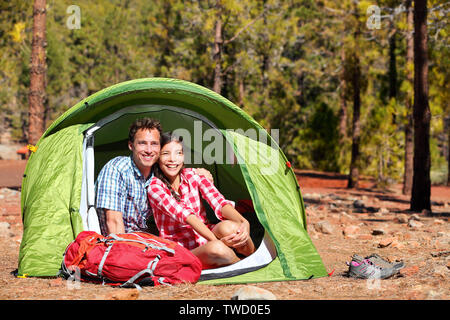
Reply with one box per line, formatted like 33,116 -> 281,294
79,105 -> 276,280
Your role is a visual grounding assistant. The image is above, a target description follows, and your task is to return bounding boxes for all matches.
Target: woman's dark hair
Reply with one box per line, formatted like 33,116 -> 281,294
153,132 -> 184,202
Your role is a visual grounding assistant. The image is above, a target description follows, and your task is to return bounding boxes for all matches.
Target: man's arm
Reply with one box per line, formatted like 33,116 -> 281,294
96,160 -> 126,235
105,210 -> 125,234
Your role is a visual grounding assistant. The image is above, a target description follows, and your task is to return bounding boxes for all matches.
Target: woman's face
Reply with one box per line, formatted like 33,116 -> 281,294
158,141 -> 184,181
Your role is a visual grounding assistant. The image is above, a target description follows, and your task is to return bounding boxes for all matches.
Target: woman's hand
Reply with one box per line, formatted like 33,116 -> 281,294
218,204 -> 253,248
220,220 -> 251,248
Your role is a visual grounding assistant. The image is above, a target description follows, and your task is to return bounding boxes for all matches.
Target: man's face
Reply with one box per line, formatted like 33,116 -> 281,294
128,128 -> 161,174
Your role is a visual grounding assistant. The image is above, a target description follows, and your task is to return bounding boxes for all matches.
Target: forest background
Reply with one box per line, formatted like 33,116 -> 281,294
0,0 -> 448,193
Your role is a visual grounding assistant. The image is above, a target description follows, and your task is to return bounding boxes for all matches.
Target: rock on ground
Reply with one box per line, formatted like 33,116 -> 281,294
231,286 -> 277,300
315,221 -> 334,235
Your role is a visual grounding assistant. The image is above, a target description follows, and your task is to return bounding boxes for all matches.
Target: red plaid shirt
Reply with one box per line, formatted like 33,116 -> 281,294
148,168 -> 234,250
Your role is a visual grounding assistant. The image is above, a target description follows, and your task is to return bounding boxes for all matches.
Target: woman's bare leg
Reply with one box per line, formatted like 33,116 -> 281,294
191,240 -> 240,269
212,221 -> 255,257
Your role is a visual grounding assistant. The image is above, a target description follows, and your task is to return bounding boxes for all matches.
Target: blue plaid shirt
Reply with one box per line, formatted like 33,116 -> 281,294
95,155 -> 152,235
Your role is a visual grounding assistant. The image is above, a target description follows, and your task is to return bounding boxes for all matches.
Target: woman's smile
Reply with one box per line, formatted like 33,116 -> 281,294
163,163 -> 181,170
159,141 -> 184,181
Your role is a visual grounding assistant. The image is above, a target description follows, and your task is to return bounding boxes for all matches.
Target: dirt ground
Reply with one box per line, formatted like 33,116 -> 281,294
0,160 -> 448,300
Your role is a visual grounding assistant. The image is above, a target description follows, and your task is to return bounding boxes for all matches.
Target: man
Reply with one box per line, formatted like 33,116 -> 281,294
96,117 -> 212,235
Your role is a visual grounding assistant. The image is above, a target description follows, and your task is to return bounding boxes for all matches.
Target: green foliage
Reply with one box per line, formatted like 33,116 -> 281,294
0,0 -> 448,184
294,102 -> 340,171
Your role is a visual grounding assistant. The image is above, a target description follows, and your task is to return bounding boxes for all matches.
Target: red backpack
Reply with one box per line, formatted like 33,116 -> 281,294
61,231 -> 202,287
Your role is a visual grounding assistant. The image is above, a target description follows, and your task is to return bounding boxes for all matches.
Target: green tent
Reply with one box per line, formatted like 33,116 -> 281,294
17,78 -> 327,284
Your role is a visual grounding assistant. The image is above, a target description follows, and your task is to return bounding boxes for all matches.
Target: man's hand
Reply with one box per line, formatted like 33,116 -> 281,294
194,168 -> 214,183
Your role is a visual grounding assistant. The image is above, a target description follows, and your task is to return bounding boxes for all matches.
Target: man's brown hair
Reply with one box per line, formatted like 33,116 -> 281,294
128,117 -> 162,142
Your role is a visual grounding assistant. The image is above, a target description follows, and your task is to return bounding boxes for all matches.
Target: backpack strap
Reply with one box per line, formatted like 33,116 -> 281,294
108,234 -> 175,254
119,255 -> 162,288
97,241 -> 114,278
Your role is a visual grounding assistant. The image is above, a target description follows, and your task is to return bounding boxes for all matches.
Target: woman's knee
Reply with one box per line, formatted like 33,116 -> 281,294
213,220 -> 239,239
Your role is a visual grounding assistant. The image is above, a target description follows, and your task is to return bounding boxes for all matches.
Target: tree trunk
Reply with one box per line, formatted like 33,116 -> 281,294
388,29 -> 397,125
403,0 -> 414,195
295,72 -> 305,107
213,4 -> 223,94
156,1 -> 172,77
448,119 -> 450,186
238,78 -> 245,107
410,0 -> 431,212
338,46 -> 347,144
388,31 -> 397,101
261,4 -> 269,91
28,0 -> 47,146
347,5 -> 361,189
347,51 -> 361,189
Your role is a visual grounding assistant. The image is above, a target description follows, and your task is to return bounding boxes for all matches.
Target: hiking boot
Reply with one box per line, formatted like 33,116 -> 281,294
352,253 -> 404,270
347,258 -> 398,279
366,253 -> 404,270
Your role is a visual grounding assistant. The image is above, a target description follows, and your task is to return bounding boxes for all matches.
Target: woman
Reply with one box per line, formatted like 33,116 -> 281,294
148,132 -> 255,269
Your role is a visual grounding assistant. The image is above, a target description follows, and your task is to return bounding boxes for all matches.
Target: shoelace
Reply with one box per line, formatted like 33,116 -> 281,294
364,259 -> 383,270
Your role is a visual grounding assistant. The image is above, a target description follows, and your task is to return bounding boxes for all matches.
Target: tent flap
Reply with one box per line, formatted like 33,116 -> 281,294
18,124 -> 86,276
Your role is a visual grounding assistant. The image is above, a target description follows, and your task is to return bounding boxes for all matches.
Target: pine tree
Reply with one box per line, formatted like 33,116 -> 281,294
347,1 -> 363,188
28,0 -> 47,146
402,0 -> 414,195
411,0 -> 431,212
